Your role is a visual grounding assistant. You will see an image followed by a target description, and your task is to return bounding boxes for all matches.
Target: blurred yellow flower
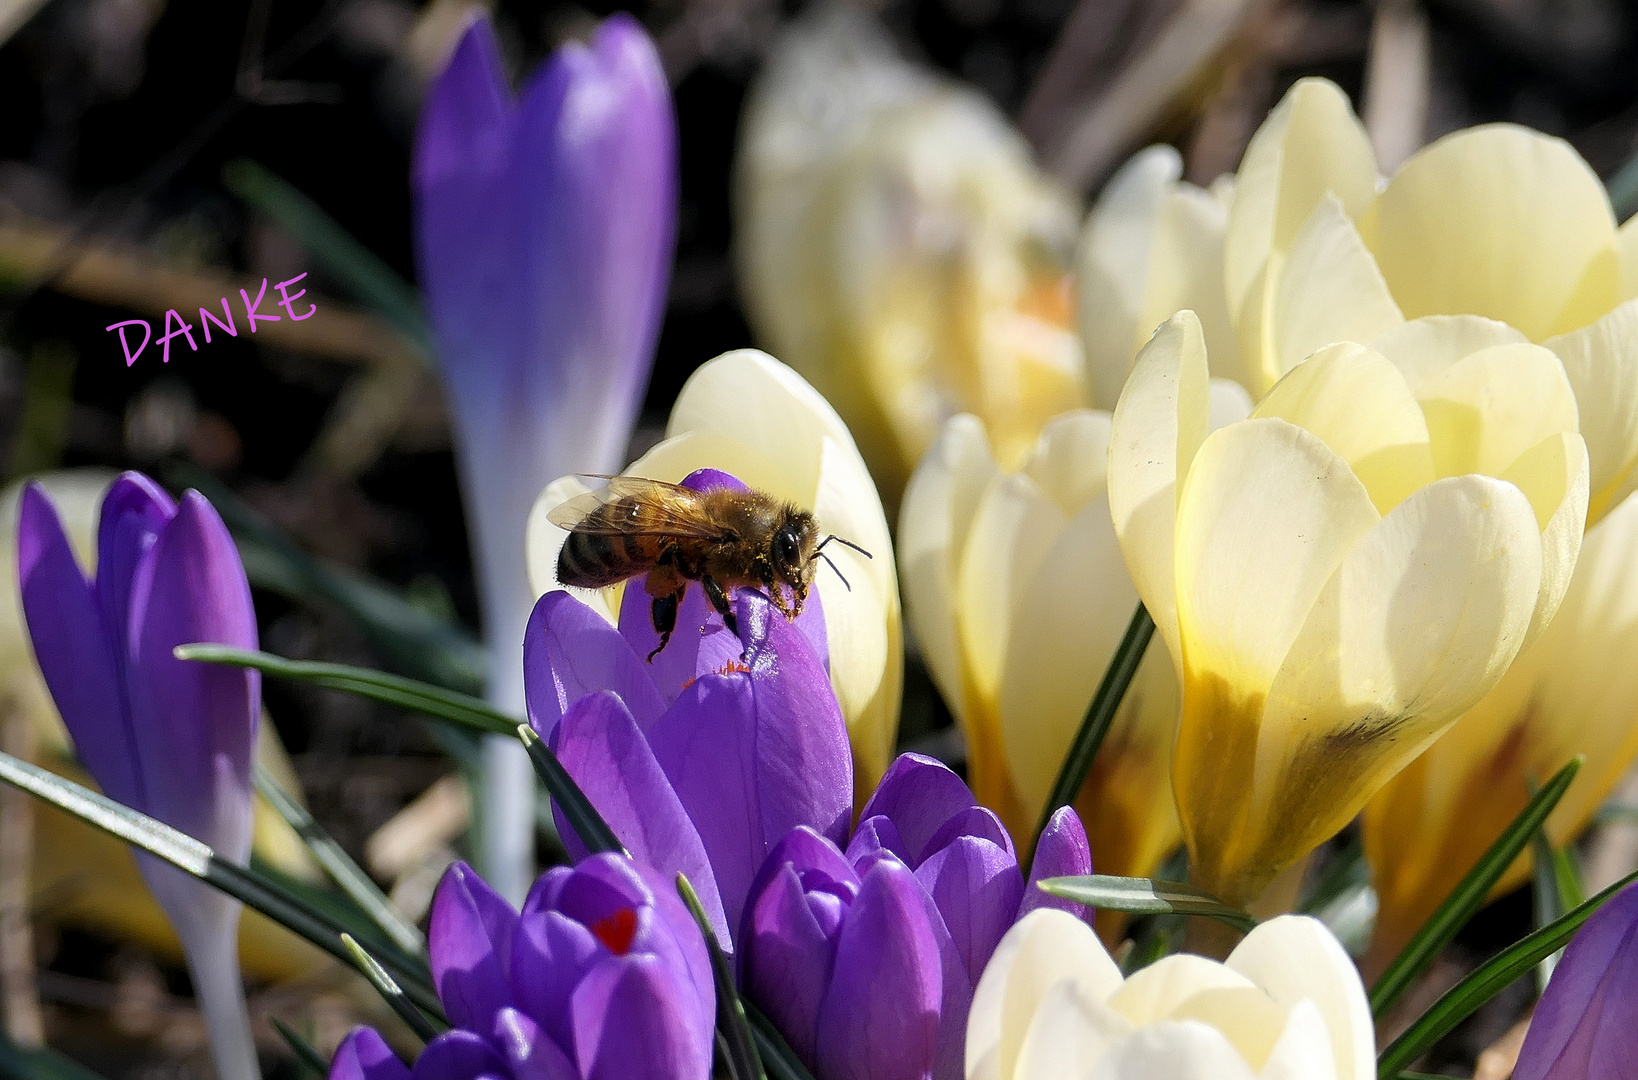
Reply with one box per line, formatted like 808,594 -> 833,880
967,908 -> 1374,1080
0,472 -> 322,981
527,349 -> 903,799
1109,311 -> 1588,907
735,4 -> 1084,509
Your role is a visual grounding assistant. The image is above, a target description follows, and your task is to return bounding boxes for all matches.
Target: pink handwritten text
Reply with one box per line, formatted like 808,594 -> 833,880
107,274 -> 316,367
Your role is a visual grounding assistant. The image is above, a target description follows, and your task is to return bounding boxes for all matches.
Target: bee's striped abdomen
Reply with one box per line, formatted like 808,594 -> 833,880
556,498 -> 664,588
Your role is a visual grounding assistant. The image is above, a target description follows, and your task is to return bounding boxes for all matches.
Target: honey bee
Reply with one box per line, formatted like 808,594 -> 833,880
549,476 -> 870,661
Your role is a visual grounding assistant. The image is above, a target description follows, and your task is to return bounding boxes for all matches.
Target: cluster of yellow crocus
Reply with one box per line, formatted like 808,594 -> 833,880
735,4 -> 1084,509
968,908 -> 1374,1080
1110,312 -> 1588,907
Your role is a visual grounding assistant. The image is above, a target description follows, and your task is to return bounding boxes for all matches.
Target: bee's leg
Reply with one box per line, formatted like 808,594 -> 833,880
647,589 -> 683,662
701,574 -> 739,637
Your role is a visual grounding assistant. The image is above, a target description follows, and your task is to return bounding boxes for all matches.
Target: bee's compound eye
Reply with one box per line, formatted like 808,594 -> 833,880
775,527 -> 798,568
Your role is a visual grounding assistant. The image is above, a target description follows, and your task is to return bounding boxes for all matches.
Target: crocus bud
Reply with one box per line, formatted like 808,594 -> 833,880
18,472 -> 261,1079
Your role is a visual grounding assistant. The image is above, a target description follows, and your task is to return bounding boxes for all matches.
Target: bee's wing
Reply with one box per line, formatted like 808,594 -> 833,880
545,476 -> 725,539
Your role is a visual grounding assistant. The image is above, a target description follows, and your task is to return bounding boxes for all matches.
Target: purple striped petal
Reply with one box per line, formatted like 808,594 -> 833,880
814,858 -> 944,1080
859,755 -> 979,865
547,692 -> 727,944
570,955 -> 714,1080
525,590 -> 666,734
1515,882 -> 1638,1080
429,862 -> 519,1031
411,1029 -> 510,1080
1019,807 -> 1094,923
845,815 -> 910,865
328,1027 -> 410,1080
125,491 -> 259,859
921,805 -> 1014,866
492,1008 -> 578,1080
94,472 -> 175,675
511,907 -> 601,1055
914,837 -> 1023,986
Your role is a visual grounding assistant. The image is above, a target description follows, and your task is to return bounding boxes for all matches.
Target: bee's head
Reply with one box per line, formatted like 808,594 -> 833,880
770,509 -> 819,587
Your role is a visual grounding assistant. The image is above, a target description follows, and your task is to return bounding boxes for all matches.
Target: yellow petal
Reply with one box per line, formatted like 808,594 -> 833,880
1024,409 -> 1113,516
1267,196 -> 1404,383
1085,1024 -> 1259,1080
1013,981 -> 1133,1080
1227,915 -> 1375,1080
1498,432 -> 1589,649
1544,298 -> 1638,523
897,414 -> 998,724
1368,314 -> 1526,392
1166,988 -> 1291,1071
1257,1000 -> 1342,1080
526,475 -> 623,625
1108,311 -> 1214,669
1224,78 -> 1379,330
1413,343 -> 1580,480
1620,212 -> 1638,299
1252,342 -> 1433,515
1137,186 -> 1242,398
1107,955 -> 1255,1026
1358,124 -> 1619,341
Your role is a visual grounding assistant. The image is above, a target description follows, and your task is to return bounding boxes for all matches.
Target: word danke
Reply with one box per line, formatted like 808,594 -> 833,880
106,275 -> 316,367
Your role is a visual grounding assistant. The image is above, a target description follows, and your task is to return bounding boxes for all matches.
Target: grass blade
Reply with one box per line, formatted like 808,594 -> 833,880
677,874 -> 765,1080
1028,603 -> 1153,873
340,934 -> 443,1043
255,765 -> 425,956
1036,874 -> 1257,933
0,750 -> 442,1019
270,1016 -> 330,1077
1370,755 -> 1582,1018
1377,864 -> 1638,1077
518,725 -> 624,856
1529,826 -> 1584,992
744,1000 -> 818,1080
175,644 -> 514,737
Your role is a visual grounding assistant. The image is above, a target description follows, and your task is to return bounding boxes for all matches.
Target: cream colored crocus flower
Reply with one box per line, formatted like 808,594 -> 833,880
1077,145 -> 1251,410
735,3 -> 1084,509
968,908 -> 1374,1080
1110,310 -> 1589,907
526,349 -> 903,796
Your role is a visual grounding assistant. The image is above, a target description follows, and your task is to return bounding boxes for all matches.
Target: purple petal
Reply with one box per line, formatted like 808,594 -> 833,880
94,472 -> 175,673
859,755 -> 978,866
125,491 -> 259,859
846,815 -> 911,866
1019,807 -> 1094,923
525,590 -> 666,735
920,806 -> 1015,867
915,837 -> 1023,987
570,955 -> 714,1080
548,692 -> 728,943
511,906 -> 600,1053
492,1008 -> 578,1080
17,484 -> 135,806
328,1027 -> 410,1080
429,862 -> 520,1030
411,1030 -> 510,1080
742,862 -> 846,1063
815,858 -> 944,1080
1515,882 -> 1638,1080
617,573 -> 742,706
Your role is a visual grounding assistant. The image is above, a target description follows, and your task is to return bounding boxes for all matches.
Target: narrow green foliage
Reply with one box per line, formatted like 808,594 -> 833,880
341,934 -> 444,1043
1370,755 -> 1582,1018
518,724 -> 625,856
0,1033 -> 108,1080
1376,865 -> 1638,1077
677,875 -> 765,1080
1530,827 -> 1584,992
270,1017 -> 330,1077
256,765 -> 425,955
1028,603 -> 1153,873
743,1001 -> 819,1080
1036,874 -> 1257,933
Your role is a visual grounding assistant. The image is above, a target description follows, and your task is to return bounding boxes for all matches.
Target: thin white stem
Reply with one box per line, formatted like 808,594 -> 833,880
179,911 -> 262,1080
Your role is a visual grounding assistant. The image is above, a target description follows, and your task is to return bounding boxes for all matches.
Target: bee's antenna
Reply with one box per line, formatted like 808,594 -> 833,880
818,552 -> 852,592
813,534 -> 873,560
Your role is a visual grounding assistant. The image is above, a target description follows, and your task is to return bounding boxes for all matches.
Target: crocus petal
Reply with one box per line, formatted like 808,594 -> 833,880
1500,431 -> 1590,648
570,954 -> 714,1080
921,805 -> 1014,866
742,860 -> 848,1062
1257,999 -> 1341,1080
815,858 -> 945,1080
429,861 -> 520,1031
1018,806 -> 1094,922
1010,978 -> 1134,1080
525,590 -> 666,733
1413,343 -> 1579,483
1086,1023 -> 1259,1080
1357,124 -> 1619,341
1544,298 -> 1638,522
1226,915 -> 1373,1080
511,906 -> 602,1056
1512,882 -> 1638,1080
412,1029 -> 510,1080
527,475 -> 620,623
492,1008 -> 579,1080
545,691 -> 728,944
615,565 -> 742,707
126,491 -> 259,858
915,835 -> 1023,986
1106,955 -> 1256,1025
328,1027 -> 411,1080
94,472 -> 175,667
1369,313 -> 1527,392
846,814 -> 911,865
858,753 -> 979,863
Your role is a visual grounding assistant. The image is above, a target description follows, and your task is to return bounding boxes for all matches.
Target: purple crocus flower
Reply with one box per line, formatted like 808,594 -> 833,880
740,754 -> 1094,1080
1513,881 -> 1638,1079
17,472 -> 262,1079
413,10 -> 676,902
526,469 -> 853,947
329,855 -> 715,1080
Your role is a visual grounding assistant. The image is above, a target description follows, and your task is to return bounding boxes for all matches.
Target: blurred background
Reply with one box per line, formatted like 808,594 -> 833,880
4,0 -> 1638,1074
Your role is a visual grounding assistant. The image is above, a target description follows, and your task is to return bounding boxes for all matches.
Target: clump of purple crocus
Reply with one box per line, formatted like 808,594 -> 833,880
17,473 -> 262,1079
528,469 -> 852,946
740,756 -> 1093,1080
1512,880 -> 1638,1079
414,9 -> 676,903
329,855 -> 715,1080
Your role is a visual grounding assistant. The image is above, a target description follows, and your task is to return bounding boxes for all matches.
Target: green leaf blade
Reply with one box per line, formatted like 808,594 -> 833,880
1037,874 -> 1258,932
676,874 -> 765,1080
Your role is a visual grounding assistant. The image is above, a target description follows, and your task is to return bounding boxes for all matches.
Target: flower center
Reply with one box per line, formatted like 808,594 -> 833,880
590,908 -> 638,955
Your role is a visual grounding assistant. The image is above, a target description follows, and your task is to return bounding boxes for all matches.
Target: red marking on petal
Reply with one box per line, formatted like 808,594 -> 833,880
590,908 -> 638,956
